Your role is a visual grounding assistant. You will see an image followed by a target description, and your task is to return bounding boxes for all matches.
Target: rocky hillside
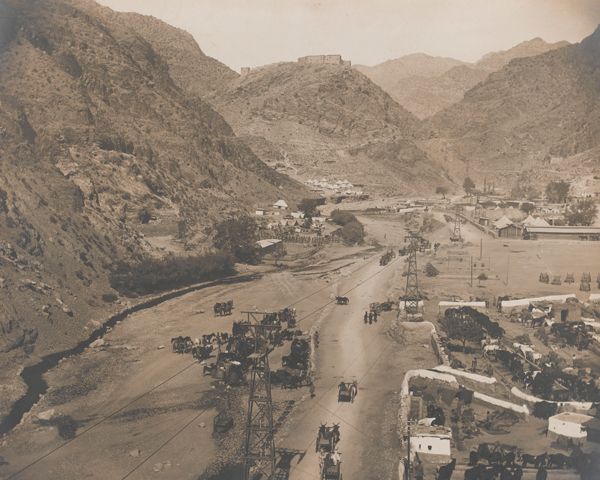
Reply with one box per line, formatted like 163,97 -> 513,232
86,3 -> 239,98
209,62 -> 449,194
357,39 -> 569,118
420,27 -> 600,189
0,0 -> 307,409
474,37 -> 570,72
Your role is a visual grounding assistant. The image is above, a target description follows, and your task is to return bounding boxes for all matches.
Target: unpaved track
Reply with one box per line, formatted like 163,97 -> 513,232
278,256 -> 438,480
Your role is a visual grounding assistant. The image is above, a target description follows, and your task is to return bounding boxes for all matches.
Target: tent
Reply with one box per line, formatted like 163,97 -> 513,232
532,217 -> 550,227
273,199 -> 289,209
494,215 -> 514,229
522,215 -> 536,225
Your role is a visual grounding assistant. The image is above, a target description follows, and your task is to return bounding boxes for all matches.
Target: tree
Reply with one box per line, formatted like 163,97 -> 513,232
463,177 -> 476,196
330,209 -> 358,226
565,199 -> 598,226
545,180 -> 570,203
269,243 -> 288,266
439,314 -> 484,352
213,215 -> 260,264
520,203 -> 535,214
477,273 -> 488,286
436,186 -> 448,199
298,198 -> 319,217
339,220 -> 365,245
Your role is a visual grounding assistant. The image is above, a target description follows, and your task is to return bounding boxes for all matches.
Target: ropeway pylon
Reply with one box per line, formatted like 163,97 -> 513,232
451,209 -> 462,242
403,235 -> 422,314
242,311 -> 281,480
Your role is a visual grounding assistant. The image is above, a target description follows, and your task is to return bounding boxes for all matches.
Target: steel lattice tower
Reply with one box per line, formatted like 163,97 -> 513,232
403,235 -> 421,312
242,312 -> 281,480
452,210 -> 462,242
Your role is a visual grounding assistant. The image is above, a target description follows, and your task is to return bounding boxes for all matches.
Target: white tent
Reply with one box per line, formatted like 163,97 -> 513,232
273,199 -> 289,209
494,215 -> 513,229
522,215 -> 536,225
532,217 -> 550,227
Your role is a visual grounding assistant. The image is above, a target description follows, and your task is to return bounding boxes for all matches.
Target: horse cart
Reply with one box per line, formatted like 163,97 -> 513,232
316,424 -> 340,453
337,381 -> 357,403
320,452 -> 342,480
213,410 -> 233,435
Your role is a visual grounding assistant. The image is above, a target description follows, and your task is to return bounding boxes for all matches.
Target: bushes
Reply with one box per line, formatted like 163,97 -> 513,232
109,251 -> 236,297
330,209 -> 358,226
101,293 -> 118,303
339,221 -> 365,245
330,210 -> 365,245
213,216 -> 260,264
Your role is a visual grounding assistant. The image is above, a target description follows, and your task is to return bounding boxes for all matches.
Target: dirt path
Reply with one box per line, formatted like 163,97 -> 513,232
276,254 -> 439,480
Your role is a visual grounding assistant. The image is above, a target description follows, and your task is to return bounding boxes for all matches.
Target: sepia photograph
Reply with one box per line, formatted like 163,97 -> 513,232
1,0 -> 600,479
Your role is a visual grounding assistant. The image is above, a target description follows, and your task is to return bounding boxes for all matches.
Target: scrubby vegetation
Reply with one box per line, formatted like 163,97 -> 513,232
330,209 -> 365,245
213,216 -> 260,264
109,251 -> 236,296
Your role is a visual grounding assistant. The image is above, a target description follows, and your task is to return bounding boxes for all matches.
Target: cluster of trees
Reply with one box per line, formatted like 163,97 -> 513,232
212,215 -> 260,264
330,209 -> 365,245
463,177 -> 476,196
297,198 -> 319,217
439,313 -> 484,352
545,180 -> 570,203
109,251 -> 236,296
566,199 -> 598,226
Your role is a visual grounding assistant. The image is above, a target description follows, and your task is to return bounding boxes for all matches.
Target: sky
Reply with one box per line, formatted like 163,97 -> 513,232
96,0 -> 600,72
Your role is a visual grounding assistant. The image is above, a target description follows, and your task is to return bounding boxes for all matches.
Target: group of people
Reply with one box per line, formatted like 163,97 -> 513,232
363,310 -> 378,324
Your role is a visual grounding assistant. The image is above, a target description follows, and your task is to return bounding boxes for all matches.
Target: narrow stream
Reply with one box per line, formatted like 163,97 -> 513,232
0,274 -> 261,437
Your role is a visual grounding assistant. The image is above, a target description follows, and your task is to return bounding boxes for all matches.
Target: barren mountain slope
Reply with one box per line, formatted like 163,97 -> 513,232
209,62 -> 450,194
474,37 -> 570,71
391,66 -> 489,119
0,0 -> 306,413
358,39 -> 569,118
70,0 -> 239,97
420,27 -> 600,188
354,53 -> 466,92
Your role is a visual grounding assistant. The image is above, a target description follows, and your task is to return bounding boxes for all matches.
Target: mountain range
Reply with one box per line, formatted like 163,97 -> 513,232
419,26 -> 600,189
355,38 -> 570,118
0,0 -> 307,416
1,0 -> 599,427
208,62 -> 448,194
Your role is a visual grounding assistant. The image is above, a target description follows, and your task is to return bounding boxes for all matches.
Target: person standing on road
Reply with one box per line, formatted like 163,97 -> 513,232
364,311 -> 368,324
309,381 -> 315,398
414,459 -> 424,480
369,312 -> 373,324
373,311 -> 378,323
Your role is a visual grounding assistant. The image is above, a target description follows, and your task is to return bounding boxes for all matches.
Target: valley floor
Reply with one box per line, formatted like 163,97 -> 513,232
1,201 -> 600,480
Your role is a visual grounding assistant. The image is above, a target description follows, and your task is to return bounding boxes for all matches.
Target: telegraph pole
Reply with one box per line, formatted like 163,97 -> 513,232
406,419 -> 417,480
242,311 -> 281,480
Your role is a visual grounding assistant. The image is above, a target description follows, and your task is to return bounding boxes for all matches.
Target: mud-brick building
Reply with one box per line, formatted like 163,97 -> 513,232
298,54 -> 351,67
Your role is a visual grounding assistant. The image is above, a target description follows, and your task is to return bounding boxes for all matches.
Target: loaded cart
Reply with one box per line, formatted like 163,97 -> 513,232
337,381 -> 357,403
320,452 -> 342,480
213,410 -> 234,435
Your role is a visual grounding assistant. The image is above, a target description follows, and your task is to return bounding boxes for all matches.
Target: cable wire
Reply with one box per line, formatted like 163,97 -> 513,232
121,407 -> 210,479
9,244 -> 405,478
7,361 -> 198,479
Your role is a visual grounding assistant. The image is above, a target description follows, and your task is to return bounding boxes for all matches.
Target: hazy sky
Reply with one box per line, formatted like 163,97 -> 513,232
97,0 -> 600,71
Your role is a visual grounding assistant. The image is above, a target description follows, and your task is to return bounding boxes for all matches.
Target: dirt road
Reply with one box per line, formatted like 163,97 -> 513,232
276,256 -> 439,480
